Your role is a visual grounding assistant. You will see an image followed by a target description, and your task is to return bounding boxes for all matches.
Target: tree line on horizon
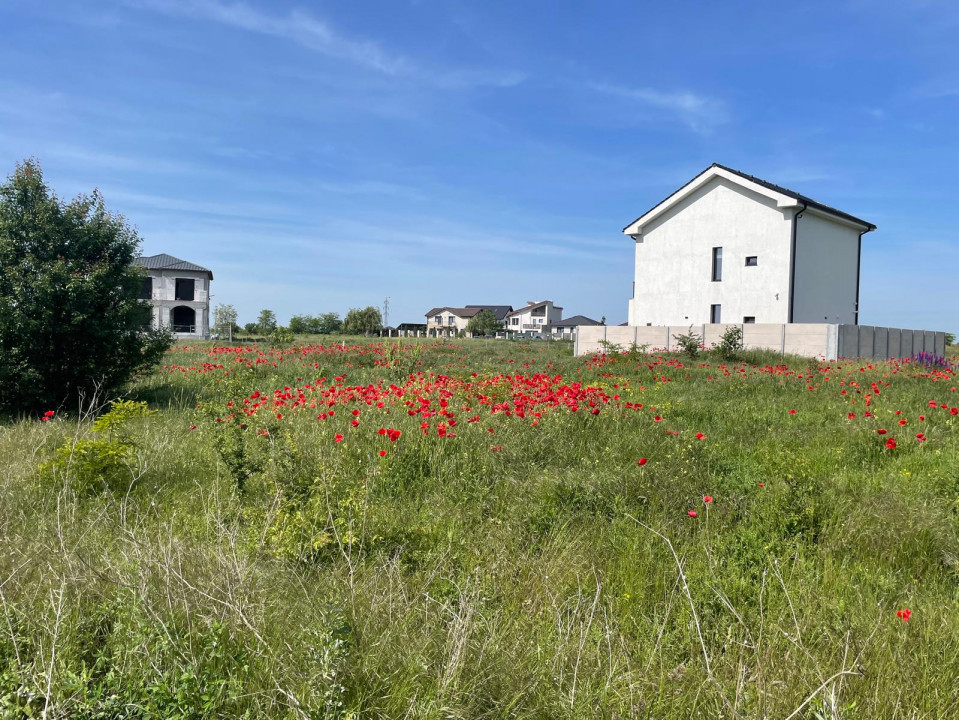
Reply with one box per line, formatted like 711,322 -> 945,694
214,305 -> 385,338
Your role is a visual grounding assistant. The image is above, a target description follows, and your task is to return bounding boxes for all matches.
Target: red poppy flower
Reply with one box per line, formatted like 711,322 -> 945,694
687,510 -> 698,518
350,419 -> 359,428
695,432 -> 706,440
788,409 -> 797,415
916,433 -> 926,442
885,438 -> 897,449
334,433 -> 344,443
378,450 -> 387,457
653,416 -> 662,422
703,495 -> 713,503
757,482 -> 764,488
877,429 -> 887,435
189,424 -> 197,430
896,608 -> 911,622
898,419 -> 907,426
637,458 -> 648,466
847,413 -> 857,419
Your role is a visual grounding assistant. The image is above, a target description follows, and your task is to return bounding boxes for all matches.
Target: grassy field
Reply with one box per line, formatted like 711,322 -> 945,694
1,338 -> 958,718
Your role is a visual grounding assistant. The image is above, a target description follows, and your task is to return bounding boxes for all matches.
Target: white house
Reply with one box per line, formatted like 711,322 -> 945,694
623,164 -> 876,327
504,301 -> 563,333
134,254 -> 212,338
425,305 -> 513,337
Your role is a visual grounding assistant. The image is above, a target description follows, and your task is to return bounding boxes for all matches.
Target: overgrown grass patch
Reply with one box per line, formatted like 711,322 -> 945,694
1,338 -> 957,717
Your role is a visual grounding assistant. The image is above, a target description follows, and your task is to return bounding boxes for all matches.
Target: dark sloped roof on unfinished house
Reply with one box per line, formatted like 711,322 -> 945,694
135,253 -> 213,279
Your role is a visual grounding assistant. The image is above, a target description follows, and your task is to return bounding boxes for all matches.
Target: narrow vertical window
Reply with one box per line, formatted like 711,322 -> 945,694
710,304 -> 722,323
712,247 -> 723,281
140,277 -> 153,300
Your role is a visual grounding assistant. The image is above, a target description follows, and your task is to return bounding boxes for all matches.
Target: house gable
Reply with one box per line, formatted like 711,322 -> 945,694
623,164 -> 875,237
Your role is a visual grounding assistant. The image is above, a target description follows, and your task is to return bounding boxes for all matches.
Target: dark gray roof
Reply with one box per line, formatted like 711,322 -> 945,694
549,315 -> 600,328
427,305 -> 513,321
624,163 -> 876,233
465,305 -> 513,321
135,253 -> 213,279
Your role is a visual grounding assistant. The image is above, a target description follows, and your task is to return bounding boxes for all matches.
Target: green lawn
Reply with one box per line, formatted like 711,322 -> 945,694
1,338 -> 957,718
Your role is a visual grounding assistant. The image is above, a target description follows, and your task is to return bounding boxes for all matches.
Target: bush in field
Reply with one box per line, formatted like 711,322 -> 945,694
0,160 -> 171,414
270,326 -> 295,346
672,327 -> 703,359
43,399 -> 154,494
714,325 -> 744,361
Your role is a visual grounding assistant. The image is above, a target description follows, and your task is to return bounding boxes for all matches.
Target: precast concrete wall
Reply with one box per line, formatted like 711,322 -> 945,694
575,324 -> 946,361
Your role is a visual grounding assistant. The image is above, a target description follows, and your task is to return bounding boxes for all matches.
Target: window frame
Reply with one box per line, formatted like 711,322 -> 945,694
710,304 -> 722,323
711,247 -> 723,282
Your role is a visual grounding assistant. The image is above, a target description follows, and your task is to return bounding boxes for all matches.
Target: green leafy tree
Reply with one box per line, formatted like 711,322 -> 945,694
343,306 -> 382,335
243,322 -> 258,336
0,160 -> 171,413
257,309 -> 277,335
318,312 -> 343,334
213,303 -> 238,340
288,314 -> 318,334
466,309 -> 502,337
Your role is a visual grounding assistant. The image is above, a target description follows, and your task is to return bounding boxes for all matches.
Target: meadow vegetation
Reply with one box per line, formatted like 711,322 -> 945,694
1,338 -> 958,718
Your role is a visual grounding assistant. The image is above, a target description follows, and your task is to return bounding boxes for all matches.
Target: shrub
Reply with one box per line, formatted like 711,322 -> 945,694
714,325 -> 744,361
672,328 -> 703,359
0,160 -> 171,413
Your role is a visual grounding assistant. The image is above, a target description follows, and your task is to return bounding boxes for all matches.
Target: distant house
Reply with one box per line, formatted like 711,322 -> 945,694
134,254 -> 212,338
545,315 -> 600,340
623,164 -> 875,326
425,305 -> 513,337
504,301 -> 563,334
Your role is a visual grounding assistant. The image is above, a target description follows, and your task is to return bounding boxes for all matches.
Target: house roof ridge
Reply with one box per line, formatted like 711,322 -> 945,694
623,164 -> 876,233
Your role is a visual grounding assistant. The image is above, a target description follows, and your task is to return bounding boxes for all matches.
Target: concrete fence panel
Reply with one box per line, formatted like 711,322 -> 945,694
636,325 -> 670,350
784,324 -> 832,357
742,324 -> 785,352
874,327 -> 889,359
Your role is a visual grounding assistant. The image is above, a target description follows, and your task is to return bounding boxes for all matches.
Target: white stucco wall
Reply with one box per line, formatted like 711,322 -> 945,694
628,178 -> 793,326
791,209 -> 861,324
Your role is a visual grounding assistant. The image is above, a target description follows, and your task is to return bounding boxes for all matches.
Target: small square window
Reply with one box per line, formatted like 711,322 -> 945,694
745,256 -> 758,266
743,316 -> 756,324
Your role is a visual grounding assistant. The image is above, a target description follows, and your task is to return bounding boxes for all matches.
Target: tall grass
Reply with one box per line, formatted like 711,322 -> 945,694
1,338 -> 957,718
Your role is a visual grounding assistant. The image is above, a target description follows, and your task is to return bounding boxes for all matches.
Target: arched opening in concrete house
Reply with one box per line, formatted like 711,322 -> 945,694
171,306 -> 196,333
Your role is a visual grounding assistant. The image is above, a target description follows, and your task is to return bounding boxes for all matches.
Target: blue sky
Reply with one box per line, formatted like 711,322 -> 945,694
1,0 -> 957,330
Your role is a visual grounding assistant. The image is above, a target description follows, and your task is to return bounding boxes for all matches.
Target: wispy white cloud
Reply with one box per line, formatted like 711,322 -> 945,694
589,83 -> 729,133
130,0 -> 524,89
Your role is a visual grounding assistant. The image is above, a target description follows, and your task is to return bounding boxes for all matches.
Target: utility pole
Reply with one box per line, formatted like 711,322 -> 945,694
382,296 -> 390,328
